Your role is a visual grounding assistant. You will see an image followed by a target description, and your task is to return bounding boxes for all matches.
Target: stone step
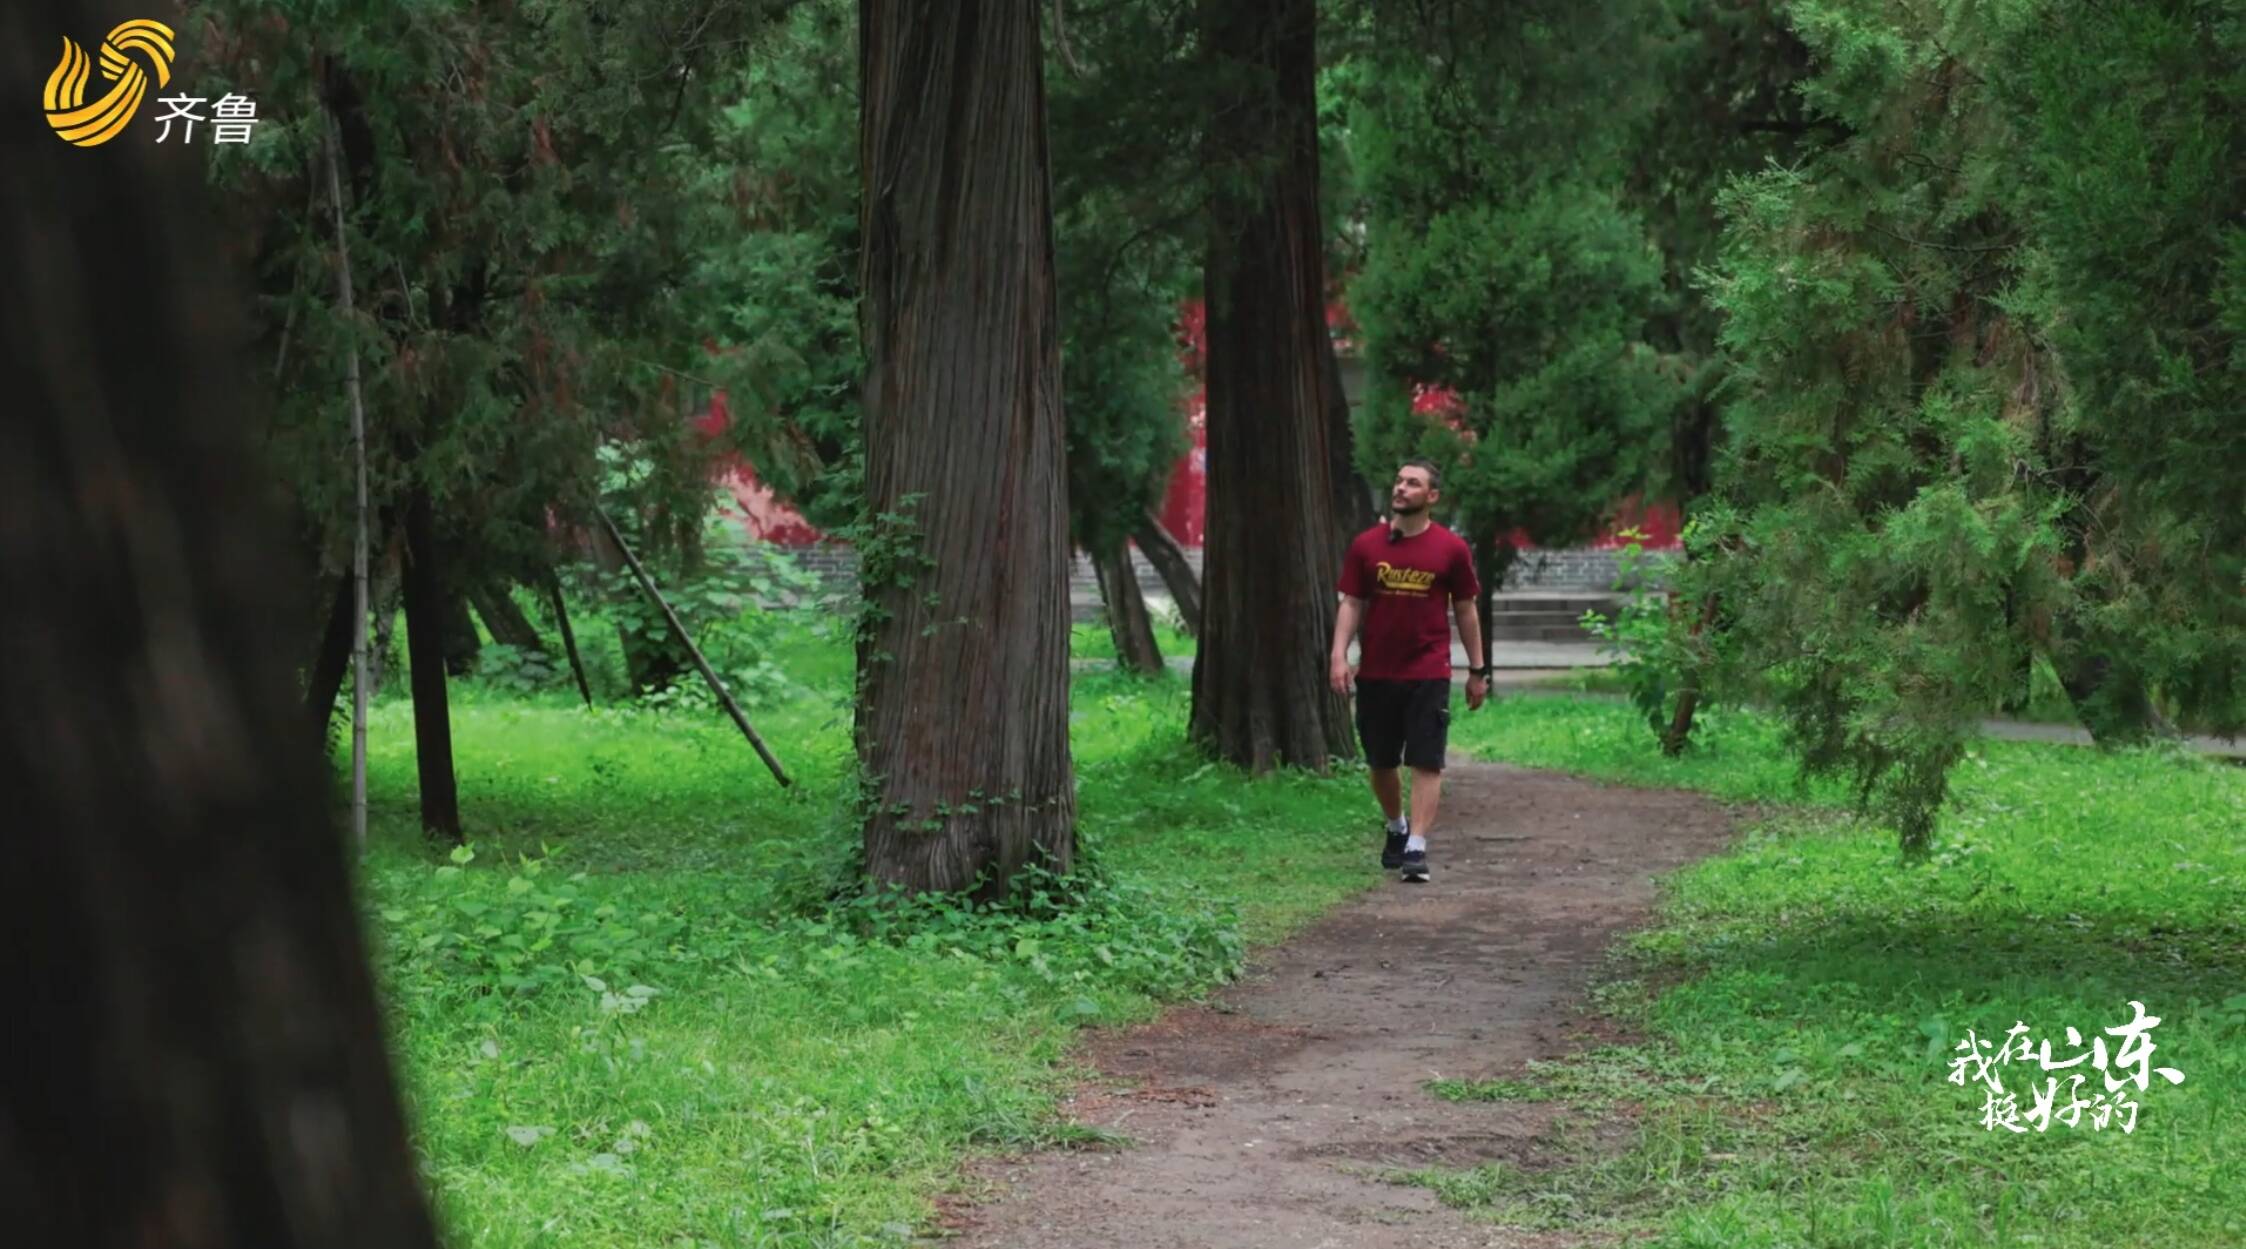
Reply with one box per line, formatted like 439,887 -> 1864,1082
1486,608 -> 1610,626
1487,624 -> 1606,642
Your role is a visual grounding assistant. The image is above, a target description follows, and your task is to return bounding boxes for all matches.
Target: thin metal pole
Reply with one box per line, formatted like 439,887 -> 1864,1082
326,117 -> 372,849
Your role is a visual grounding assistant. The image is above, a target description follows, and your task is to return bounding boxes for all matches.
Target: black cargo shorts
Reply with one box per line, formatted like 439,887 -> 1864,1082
1353,678 -> 1452,772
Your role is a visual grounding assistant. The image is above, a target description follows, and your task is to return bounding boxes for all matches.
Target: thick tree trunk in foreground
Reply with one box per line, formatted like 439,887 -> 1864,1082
1134,512 -> 1202,636
401,488 -> 463,842
1093,542 -> 1165,675
1190,0 -> 1353,770
0,18 -> 441,1238
856,0 -> 1076,894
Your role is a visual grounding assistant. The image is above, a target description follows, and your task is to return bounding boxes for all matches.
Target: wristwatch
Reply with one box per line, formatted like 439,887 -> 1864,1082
1467,666 -> 1493,679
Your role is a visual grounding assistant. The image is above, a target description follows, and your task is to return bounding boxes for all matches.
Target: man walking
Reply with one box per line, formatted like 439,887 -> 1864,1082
1329,460 -> 1490,882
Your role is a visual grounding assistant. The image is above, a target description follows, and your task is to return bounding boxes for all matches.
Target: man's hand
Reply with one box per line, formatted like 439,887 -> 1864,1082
1329,655 -> 1355,696
1465,672 -> 1489,711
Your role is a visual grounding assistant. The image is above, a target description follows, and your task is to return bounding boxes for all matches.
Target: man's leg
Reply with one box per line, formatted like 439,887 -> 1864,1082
1356,681 -> 1411,869
1407,767 -> 1443,841
1370,767 -> 1404,823
1397,680 -> 1452,883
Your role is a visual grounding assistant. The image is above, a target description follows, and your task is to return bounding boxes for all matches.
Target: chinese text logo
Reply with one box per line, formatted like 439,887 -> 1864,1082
43,20 -> 260,148
43,20 -> 175,147
1948,1000 -> 2185,1134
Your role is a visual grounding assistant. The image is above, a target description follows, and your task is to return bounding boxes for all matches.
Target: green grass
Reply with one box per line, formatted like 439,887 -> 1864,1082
1538,654 -> 2120,731
353,614 -> 1367,1248
1431,693 -> 2246,1247
1067,620 -> 1197,665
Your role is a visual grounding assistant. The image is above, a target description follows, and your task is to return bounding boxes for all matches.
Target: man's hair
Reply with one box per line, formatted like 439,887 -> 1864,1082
1399,458 -> 1441,493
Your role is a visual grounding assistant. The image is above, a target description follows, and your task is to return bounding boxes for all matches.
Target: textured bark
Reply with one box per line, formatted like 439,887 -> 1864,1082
1663,588 -> 1718,756
401,488 -> 463,842
471,580 -> 547,653
305,573 -> 355,738
1093,542 -> 1165,675
439,584 -> 480,677
1190,0 -> 1353,771
2055,649 -> 2174,744
1320,333 -> 1376,557
1134,512 -> 1202,636
857,0 -> 1076,895
0,17 -> 442,1239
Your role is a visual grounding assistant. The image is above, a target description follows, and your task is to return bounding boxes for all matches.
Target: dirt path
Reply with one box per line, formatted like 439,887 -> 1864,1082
948,762 -> 1740,1249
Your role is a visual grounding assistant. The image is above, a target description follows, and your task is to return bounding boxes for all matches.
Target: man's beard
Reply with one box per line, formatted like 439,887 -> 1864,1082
1391,499 -> 1427,516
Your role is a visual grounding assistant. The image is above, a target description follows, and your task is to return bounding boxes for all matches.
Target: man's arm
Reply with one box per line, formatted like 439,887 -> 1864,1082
1452,596 -> 1486,672
1330,595 -> 1365,694
1454,595 -> 1489,708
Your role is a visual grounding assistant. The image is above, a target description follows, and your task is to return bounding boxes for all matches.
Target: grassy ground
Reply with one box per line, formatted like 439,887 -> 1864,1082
1436,694 -> 2246,1247
1066,619 -> 1197,665
353,615 -> 1366,1248
1536,656 -> 2122,731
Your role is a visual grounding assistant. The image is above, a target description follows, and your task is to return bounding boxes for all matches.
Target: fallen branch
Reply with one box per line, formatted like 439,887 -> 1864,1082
596,508 -> 791,787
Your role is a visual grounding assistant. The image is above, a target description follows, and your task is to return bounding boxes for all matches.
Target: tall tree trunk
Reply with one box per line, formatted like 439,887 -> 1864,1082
400,488 -> 463,842
1471,524 -> 1514,651
0,24 -> 442,1239
1092,541 -> 1164,675
1190,0 -> 1353,771
1133,512 -> 1202,636
856,0 -> 1077,895
471,581 -> 546,653
2054,648 -> 2174,743
305,573 -> 355,739
1321,333 -> 1375,556
1663,588 -> 1718,756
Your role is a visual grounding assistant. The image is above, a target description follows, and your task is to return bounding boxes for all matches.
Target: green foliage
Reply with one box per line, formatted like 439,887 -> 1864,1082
1049,3 -> 1201,557
1683,0 -> 2049,850
1444,694 -> 2246,1246
1054,191 -> 1193,555
356,618 -> 1373,1245
2008,0 -> 2246,730
378,843 -> 688,1004
472,642 -> 565,699
1346,6 -> 1674,581
192,0 -> 802,586
697,0 -> 867,532
1583,530 -> 1690,736
1681,0 -> 2245,852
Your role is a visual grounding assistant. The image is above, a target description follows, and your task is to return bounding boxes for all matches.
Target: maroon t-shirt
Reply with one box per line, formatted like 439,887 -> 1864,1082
1337,523 -> 1480,680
